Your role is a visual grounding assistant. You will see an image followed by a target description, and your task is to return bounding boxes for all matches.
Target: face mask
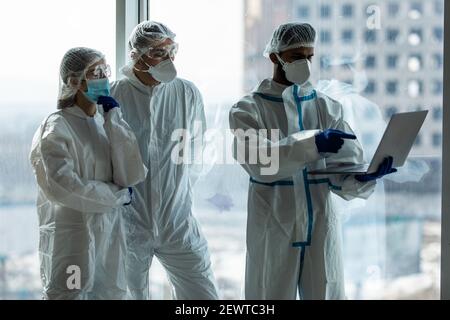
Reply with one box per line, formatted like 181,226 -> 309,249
143,58 -> 177,83
85,78 -> 111,103
276,54 -> 311,86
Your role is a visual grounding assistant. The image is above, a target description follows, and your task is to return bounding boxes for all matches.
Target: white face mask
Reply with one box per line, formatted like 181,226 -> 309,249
138,58 -> 177,83
276,54 -> 311,85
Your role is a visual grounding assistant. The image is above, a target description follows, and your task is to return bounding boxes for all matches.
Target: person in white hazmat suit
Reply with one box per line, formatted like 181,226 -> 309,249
29,47 -> 147,300
229,23 -> 397,300
110,21 -> 219,300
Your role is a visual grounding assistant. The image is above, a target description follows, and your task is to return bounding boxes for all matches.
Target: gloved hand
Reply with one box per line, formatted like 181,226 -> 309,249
315,129 -> 357,153
97,96 -> 120,113
124,187 -> 133,206
355,156 -> 398,182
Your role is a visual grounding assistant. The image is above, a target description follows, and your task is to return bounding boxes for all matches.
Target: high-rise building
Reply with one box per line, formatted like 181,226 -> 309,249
243,0 -> 444,156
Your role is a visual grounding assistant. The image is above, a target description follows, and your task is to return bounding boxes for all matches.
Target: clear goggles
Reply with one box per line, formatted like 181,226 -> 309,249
85,64 -> 112,80
145,42 -> 179,59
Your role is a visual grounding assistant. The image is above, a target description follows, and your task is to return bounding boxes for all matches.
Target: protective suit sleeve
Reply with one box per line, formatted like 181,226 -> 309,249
321,101 -> 377,200
229,100 -> 322,183
188,87 -> 207,187
328,174 -> 376,200
30,117 -> 131,213
103,107 -> 148,187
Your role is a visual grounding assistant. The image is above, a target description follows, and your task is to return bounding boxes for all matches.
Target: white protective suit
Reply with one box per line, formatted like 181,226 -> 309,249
30,105 -> 147,299
229,79 -> 377,300
111,65 -> 218,300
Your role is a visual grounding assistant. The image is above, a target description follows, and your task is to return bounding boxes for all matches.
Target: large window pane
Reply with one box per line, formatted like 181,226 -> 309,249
150,0 -> 443,299
0,0 -> 116,299
243,0 -> 443,300
149,0 -> 246,299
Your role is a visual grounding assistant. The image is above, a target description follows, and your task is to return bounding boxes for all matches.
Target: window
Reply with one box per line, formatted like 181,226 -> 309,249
433,53 -> 443,69
386,29 -> 400,43
320,30 -> 332,44
365,55 -> 377,69
433,106 -> 443,121
0,0 -> 117,299
414,133 -> 422,146
320,4 -> 332,18
205,0 -> 445,301
364,80 -> 377,94
149,0 -> 246,299
342,4 -> 353,18
365,30 -> 377,43
408,80 -> 424,98
386,81 -> 399,95
434,27 -> 444,42
298,5 -> 310,19
408,28 -> 423,46
433,133 -> 442,147
433,80 -> 443,95
320,55 -> 331,70
435,0 -> 444,15
387,55 -> 399,69
342,29 -> 354,43
409,2 -> 423,19
388,2 -> 400,17
408,54 -> 422,72
3,0 -> 443,301
385,106 -> 398,118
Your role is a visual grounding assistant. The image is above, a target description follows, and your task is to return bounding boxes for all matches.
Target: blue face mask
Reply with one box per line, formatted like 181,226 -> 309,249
85,78 -> 111,103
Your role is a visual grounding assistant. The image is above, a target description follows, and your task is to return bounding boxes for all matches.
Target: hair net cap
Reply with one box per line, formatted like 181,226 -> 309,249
58,47 -> 105,109
128,20 -> 176,60
263,23 -> 316,58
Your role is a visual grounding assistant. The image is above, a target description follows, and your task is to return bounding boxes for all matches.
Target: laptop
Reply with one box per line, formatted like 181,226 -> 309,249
309,110 -> 428,175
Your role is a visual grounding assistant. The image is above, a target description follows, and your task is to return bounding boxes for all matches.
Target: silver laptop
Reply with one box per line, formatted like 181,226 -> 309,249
309,110 -> 428,175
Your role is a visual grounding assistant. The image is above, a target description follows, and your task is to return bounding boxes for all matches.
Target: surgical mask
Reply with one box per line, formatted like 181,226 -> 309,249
85,78 -> 111,103
276,54 -> 311,85
140,58 -> 177,83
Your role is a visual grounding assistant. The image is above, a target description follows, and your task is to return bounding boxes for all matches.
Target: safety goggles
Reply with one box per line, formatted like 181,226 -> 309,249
85,64 -> 112,80
146,42 -> 179,59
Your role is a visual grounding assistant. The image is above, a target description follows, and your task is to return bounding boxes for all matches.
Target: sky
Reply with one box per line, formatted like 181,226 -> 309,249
0,0 -> 243,110
149,0 -> 244,105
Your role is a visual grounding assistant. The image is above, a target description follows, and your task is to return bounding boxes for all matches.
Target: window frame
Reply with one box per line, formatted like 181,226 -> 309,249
115,0 -> 149,78
441,0 -> 450,300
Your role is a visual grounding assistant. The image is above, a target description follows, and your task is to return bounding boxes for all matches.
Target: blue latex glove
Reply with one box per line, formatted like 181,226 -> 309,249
97,96 -> 120,113
355,156 -> 398,182
315,129 -> 357,153
124,187 -> 133,206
